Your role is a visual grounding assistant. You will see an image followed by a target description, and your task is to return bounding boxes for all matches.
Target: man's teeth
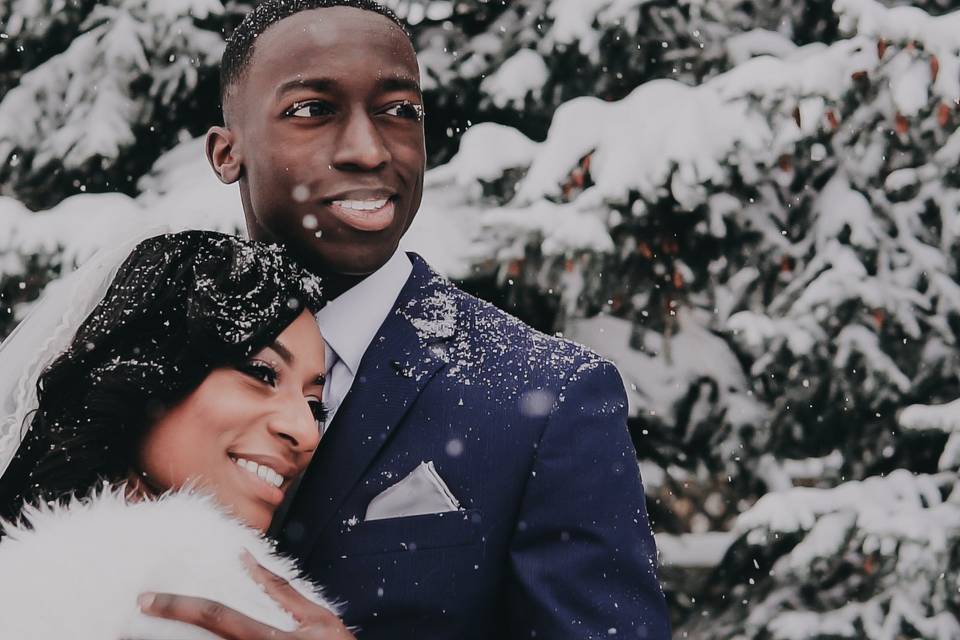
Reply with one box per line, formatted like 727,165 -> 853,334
332,198 -> 389,211
233,457 -> 284,488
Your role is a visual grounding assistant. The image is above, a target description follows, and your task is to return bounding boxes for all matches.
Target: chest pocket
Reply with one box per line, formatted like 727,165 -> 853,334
337,509 -> 483,557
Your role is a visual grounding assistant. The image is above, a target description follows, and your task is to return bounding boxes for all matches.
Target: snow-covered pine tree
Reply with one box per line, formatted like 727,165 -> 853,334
0,1 -> 98,96
692,468 -> 960,640
406,0 -> 743,166
696,12 -> 960,615
435,0 -> 960,549
0,0 -> 227,210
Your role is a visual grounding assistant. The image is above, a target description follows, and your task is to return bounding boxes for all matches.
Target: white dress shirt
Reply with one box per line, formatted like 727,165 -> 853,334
315,249 -> 413,427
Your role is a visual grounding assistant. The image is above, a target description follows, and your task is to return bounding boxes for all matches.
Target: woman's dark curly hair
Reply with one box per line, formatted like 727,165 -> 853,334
0,230 -> 325,522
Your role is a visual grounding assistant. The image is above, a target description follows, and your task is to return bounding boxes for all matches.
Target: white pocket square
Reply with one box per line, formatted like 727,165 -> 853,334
365,461 -> 462,521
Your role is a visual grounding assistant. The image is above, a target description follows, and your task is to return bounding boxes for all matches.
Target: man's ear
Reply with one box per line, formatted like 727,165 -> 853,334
205,125 -> 242,184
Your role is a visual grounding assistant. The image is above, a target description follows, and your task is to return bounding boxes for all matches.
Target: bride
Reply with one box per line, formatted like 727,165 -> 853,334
0,230 -> 354,639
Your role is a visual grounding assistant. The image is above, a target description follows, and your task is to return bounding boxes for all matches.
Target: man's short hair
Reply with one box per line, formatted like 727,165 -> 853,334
220,0 -> 410,109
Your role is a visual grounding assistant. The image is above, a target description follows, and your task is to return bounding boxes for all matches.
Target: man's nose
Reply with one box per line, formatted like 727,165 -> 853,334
331,108 -> 391,171
268,399 -> 322,453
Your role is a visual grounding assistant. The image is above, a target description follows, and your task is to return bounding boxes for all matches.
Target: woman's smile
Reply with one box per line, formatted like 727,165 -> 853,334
228,453 -> 286,507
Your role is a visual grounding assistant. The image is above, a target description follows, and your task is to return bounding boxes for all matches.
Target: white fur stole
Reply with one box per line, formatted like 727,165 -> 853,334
0,488 -> 338,639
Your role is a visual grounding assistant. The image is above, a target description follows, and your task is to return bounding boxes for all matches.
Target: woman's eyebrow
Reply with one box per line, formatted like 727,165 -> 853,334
269,339 -> 295,365
266,340 -> 326,384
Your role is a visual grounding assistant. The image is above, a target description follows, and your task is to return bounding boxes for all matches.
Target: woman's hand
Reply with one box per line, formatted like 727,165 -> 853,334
138,551 -> 355,639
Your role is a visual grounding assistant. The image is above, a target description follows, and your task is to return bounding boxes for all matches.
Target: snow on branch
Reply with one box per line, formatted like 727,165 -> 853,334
899,399 -> 960,471
515,79 -> 767,207
900,398 -> 960,435
727,470 -> 960,640
836,0 -> 960,103
735,469 -> 947,539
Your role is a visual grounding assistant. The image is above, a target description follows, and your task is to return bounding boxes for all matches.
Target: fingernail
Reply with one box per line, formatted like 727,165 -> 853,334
240,548 -> 256,568
138,593 -> 155,611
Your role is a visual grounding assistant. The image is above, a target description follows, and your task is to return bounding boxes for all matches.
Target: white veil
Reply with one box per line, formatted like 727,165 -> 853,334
0,226 -> 172,480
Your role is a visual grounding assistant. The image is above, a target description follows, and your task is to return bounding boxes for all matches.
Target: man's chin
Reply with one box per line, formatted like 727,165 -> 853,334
303,239 -> 402,277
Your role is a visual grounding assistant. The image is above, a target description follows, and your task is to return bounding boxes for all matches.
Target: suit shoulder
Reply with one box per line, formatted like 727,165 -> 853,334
440,281 -> 613,381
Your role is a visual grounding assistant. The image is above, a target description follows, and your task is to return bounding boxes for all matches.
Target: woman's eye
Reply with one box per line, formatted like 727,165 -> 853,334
285,101 -> 335,118
308,398 -> 329,426
383,101 -> 424,121
239,361 -> 278,387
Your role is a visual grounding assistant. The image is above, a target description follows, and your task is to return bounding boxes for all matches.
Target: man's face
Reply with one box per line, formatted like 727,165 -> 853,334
223,7 -> 425,276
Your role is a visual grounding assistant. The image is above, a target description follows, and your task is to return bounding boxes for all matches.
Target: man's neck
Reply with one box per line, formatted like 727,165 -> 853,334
320,271 -> 370,301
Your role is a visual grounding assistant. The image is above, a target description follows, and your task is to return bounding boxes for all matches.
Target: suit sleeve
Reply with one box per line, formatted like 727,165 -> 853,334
505,359 -> 671,639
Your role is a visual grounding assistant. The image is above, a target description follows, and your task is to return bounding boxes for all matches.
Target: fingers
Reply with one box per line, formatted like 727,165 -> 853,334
138,554 -> 345,639
241,550 -> 339,625
139,592 -> 286,640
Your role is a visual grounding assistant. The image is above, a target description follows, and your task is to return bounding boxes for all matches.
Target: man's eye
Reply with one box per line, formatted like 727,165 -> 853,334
383,101 -> 424,121
285,101 -> 335,118
239,361 -> 278,387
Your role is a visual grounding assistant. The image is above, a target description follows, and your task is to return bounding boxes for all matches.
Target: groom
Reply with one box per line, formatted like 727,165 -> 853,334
148,1 -> 670,637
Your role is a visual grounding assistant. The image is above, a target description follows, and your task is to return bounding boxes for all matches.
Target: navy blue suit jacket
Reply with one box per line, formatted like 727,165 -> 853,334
279,254 -> 670,639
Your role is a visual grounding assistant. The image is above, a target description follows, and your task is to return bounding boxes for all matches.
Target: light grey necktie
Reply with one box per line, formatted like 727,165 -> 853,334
321,341 -> 353,429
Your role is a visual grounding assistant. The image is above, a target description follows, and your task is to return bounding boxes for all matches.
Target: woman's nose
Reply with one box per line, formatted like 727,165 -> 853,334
267,398 -> 322,452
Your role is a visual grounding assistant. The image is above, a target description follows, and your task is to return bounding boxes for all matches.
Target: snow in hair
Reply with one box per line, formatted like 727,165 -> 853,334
220,0 -> 410,101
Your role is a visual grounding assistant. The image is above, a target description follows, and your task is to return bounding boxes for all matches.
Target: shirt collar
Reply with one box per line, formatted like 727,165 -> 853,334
314,249 -> 412,376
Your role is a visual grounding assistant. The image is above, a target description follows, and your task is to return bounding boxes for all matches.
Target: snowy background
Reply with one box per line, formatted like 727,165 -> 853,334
4,0 -> 960,637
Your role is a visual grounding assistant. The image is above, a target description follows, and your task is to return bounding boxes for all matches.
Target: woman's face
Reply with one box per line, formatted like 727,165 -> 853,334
138,310 -> 327,531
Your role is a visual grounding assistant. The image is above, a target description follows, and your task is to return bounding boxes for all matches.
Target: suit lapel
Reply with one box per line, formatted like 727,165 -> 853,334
280,254 -> 457,559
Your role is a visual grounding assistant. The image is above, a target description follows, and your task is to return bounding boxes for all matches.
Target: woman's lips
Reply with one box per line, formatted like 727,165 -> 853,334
231,457 -> 285,507
325,197 -> 396,232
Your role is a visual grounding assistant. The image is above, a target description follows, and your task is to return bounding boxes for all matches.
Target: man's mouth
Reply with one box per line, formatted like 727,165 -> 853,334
325,196 -> 397,232
331,197 -> 390,211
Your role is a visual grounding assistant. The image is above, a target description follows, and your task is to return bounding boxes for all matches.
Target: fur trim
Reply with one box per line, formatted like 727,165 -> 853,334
0,487 -> 339,639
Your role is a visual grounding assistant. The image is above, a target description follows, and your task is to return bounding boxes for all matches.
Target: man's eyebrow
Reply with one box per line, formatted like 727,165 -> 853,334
268,339 -> 295,365
380,76 -> 422,97
276,77 -> 338,99
274,76 -> 422,100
